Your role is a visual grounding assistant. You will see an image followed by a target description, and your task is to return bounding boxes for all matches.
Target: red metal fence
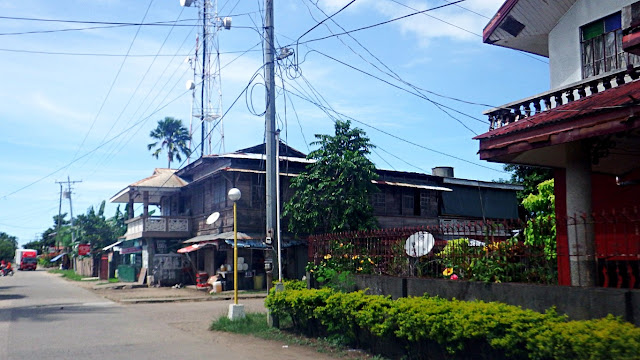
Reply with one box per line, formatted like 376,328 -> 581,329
307,209 -> 640,288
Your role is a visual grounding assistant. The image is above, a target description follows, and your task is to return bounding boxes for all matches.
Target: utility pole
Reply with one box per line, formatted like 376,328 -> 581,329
56,176 -> 82,245
56,182 -> 63,251
264,0 -> 279,281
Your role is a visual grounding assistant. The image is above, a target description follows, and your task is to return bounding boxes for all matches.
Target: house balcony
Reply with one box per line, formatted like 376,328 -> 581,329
484,66 -> 640,131
124,215 -> 191,240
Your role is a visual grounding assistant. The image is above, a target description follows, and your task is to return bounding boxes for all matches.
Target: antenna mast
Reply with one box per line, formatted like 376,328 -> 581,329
182,0 -> 231,158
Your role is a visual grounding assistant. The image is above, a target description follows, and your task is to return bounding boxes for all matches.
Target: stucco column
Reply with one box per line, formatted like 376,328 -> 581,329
143,191 -> 149,217
128,192 -> 135,220
565,141 -> 596,287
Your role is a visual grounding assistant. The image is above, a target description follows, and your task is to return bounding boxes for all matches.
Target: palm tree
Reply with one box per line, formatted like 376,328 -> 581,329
147,117 -> 192,168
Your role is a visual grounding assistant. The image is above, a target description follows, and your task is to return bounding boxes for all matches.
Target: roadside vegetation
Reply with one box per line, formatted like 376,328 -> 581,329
210,312 -> 384,360
48,269 -> 90,281
262,282 -> 640,360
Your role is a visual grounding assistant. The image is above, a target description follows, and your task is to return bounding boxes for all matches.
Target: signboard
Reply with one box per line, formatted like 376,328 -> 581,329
121,246 -> 142,255
78,244 -> 91,256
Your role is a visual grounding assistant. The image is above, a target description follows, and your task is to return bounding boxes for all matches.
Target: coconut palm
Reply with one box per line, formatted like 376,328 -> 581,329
147,117 -> 192,168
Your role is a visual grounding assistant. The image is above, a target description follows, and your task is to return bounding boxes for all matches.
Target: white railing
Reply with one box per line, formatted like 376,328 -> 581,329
485,66 -> 640,131
125,216 -> 190,236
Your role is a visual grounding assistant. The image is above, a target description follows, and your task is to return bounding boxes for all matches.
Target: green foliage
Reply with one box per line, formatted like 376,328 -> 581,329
147,116 -> 191,168
502,164 -> 553,202
436,237 -> 557,284
48,269 -> 88,281
527,315 -> 640,360
283,120 -> 378,235
522,179 -> 556,260
74,200 -> 123,254
0,232 -> 18,262
210,312 -> 272,335
265,287 -> 640,360
306,239 -> 377,292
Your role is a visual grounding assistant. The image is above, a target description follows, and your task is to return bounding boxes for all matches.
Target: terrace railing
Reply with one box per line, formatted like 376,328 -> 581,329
485,66 -> 640,131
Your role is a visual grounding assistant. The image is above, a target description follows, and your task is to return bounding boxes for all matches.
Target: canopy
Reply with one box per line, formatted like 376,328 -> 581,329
50,253 -> 67,262
177,242 -> 215,253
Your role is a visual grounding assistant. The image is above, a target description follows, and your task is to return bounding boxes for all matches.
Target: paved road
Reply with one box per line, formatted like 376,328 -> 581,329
0,270 -> 340,360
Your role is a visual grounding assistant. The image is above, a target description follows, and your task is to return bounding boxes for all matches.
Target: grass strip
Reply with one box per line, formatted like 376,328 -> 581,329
210,312 -> 384,359
48,269 -> 88,281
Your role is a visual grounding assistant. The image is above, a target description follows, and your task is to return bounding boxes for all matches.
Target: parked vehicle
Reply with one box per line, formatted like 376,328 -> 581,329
15,249 -> 38,271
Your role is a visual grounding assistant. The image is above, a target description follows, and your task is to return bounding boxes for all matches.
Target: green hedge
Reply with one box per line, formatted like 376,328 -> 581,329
265,286 -> 640,360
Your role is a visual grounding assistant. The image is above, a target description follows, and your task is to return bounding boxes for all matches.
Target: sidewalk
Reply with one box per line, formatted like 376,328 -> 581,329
72,277 -> 269,304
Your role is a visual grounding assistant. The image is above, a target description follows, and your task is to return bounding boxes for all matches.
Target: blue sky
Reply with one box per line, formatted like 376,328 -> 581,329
0,0 -> 549,246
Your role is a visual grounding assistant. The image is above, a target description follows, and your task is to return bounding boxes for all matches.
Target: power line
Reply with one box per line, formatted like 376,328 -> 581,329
296,0 -> 356,42
282,83 -> 505,173
70,0 -> 157,165
291,0 -> 466,47
0,47 -> 260,57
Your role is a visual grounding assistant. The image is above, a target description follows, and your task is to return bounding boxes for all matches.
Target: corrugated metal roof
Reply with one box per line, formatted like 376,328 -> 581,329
475,80 -> 640,141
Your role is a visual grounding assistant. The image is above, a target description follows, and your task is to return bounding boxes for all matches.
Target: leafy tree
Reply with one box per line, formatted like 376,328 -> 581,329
502,164 -> 553,202
74,201 -> 122,253
283,120 -> 378,235
147,116 -> 191,168
522,179 -> 556,260
0,232 -> 18,262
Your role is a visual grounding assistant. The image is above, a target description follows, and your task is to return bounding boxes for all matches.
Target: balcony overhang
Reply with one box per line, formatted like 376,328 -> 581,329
483,0 -> 578,56
475,77 -> 640,175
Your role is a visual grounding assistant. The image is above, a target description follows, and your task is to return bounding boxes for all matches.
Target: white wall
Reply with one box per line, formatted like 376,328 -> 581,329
549,0 -> 637,89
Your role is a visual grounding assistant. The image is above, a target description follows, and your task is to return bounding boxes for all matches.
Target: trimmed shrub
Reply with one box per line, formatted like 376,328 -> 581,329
265,287 -> 640,360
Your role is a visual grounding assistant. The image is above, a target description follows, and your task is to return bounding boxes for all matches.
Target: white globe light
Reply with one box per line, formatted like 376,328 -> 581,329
228,188 -> 241,202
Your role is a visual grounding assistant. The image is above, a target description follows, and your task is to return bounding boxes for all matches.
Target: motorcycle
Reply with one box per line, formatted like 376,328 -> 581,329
1,266 -> 13,276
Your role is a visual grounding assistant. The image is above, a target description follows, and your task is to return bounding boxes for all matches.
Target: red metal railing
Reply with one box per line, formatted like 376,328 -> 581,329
308,209 -> 640,288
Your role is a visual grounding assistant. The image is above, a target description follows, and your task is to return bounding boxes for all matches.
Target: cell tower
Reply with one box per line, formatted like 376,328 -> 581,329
180,0 -> 231,158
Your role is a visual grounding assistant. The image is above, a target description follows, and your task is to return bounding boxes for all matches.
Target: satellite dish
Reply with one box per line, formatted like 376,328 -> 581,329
206,212 -> 220,225
186,80 -> 195,90
180,0 -> 193,7
405,231 -> 435,257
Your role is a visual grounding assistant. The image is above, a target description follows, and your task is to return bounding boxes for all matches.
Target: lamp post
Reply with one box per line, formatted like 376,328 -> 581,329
227,188 -> 245,320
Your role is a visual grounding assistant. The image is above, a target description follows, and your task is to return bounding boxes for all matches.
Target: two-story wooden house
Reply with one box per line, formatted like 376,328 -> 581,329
476,0 -> 640,287
110,142 -> 522,286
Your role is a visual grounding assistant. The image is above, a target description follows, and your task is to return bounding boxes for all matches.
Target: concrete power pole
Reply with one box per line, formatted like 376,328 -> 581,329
264,0 -> 279,281
57,176 -> 82,244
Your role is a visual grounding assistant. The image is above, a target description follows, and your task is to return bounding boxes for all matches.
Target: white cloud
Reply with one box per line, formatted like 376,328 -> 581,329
318,0 -> 505,46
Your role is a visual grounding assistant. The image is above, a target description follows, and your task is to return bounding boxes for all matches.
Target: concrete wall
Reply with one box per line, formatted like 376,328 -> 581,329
355,275 -> 640,326
549,0 -> 636,88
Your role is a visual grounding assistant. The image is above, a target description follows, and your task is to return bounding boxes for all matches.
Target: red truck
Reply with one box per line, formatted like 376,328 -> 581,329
15,249 -> 38,271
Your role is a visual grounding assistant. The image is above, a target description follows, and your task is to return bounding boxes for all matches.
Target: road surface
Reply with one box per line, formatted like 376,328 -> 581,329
0,270 -> 343,360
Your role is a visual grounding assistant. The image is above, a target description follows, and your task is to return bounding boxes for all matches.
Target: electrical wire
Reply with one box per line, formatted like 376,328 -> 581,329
291,0 -> 466,47
281,81 -> 505,173
70,0 -> 156,166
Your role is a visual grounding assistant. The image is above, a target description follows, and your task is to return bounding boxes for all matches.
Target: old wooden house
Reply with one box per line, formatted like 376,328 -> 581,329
110,142 -> 521,286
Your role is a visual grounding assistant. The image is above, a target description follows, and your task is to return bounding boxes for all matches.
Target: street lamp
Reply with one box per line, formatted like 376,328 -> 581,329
227,188 -> 245,320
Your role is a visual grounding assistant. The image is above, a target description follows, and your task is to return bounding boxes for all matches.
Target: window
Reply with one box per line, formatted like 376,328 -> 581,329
581,12 -> 639,78
212,179 -> 226,207
372,193 -> 385,208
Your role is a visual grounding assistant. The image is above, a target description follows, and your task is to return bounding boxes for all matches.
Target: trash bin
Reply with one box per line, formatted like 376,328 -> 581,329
254,274 -> 264,290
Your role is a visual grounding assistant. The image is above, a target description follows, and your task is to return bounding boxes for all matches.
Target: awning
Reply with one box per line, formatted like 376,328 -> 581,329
177,242 -> 216,253
183,231 -> 260,244
225,239 -> 268,249
224,239 -> 305,249
102,240 -> 123,251
50,253 -> 67,262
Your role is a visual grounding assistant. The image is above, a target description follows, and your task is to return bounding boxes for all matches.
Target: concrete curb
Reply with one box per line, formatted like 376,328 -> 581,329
119,293 -> 267,304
